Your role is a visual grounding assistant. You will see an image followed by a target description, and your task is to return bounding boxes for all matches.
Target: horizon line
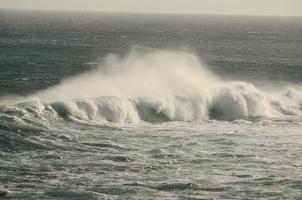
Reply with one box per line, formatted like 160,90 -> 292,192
1,7 -> 301,18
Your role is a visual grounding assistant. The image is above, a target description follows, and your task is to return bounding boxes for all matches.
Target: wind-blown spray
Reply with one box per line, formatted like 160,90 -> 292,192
1,48 -> 301,123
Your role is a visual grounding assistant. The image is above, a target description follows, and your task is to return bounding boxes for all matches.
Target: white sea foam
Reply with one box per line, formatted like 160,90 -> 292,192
1,47 -> 301,122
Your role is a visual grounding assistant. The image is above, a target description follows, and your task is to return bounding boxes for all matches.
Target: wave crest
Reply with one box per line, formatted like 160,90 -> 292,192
1,48 -> 301,124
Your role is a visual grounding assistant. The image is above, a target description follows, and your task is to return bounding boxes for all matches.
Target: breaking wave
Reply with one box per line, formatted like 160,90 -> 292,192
1,48 -> 301,126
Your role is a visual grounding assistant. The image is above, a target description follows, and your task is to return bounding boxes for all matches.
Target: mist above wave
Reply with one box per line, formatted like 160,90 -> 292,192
1,47 -> 301,123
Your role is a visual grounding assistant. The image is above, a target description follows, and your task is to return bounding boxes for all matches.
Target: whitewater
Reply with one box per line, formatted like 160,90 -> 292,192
1,49 -> 302,125
1,49 -> 302,199
1,11 -> 302,199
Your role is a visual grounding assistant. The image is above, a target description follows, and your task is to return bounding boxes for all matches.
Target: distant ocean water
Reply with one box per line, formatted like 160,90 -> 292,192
0,10 -> 302,199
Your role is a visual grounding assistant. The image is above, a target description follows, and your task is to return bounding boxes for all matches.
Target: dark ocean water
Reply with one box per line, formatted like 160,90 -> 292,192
0,10 -> 302,199
1,10 -> 302,96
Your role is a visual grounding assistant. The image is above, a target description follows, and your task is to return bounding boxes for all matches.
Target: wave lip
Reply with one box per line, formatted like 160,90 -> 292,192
1,86 -> 301,128
51,97 -> 139,123
1,48 -> 301,124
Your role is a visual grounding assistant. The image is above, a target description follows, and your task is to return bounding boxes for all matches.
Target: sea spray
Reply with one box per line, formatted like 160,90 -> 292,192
0,48 -> 301,122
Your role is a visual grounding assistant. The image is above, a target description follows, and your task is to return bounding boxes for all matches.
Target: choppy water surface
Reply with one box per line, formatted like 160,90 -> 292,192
1,119 -> 302,199
0,10 -> 302,199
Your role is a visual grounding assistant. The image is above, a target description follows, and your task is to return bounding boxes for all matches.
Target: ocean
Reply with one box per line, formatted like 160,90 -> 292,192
0,10 -> 302,199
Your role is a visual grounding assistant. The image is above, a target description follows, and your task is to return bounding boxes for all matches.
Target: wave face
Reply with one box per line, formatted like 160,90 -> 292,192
1,48 -> 302,124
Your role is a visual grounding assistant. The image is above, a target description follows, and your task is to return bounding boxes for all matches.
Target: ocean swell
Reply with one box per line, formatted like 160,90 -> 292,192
0,48 -> 301,125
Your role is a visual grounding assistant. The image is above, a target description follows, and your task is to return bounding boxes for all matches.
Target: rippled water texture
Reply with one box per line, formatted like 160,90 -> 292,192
0,10 -> 302,199
1,121 -> 302,199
